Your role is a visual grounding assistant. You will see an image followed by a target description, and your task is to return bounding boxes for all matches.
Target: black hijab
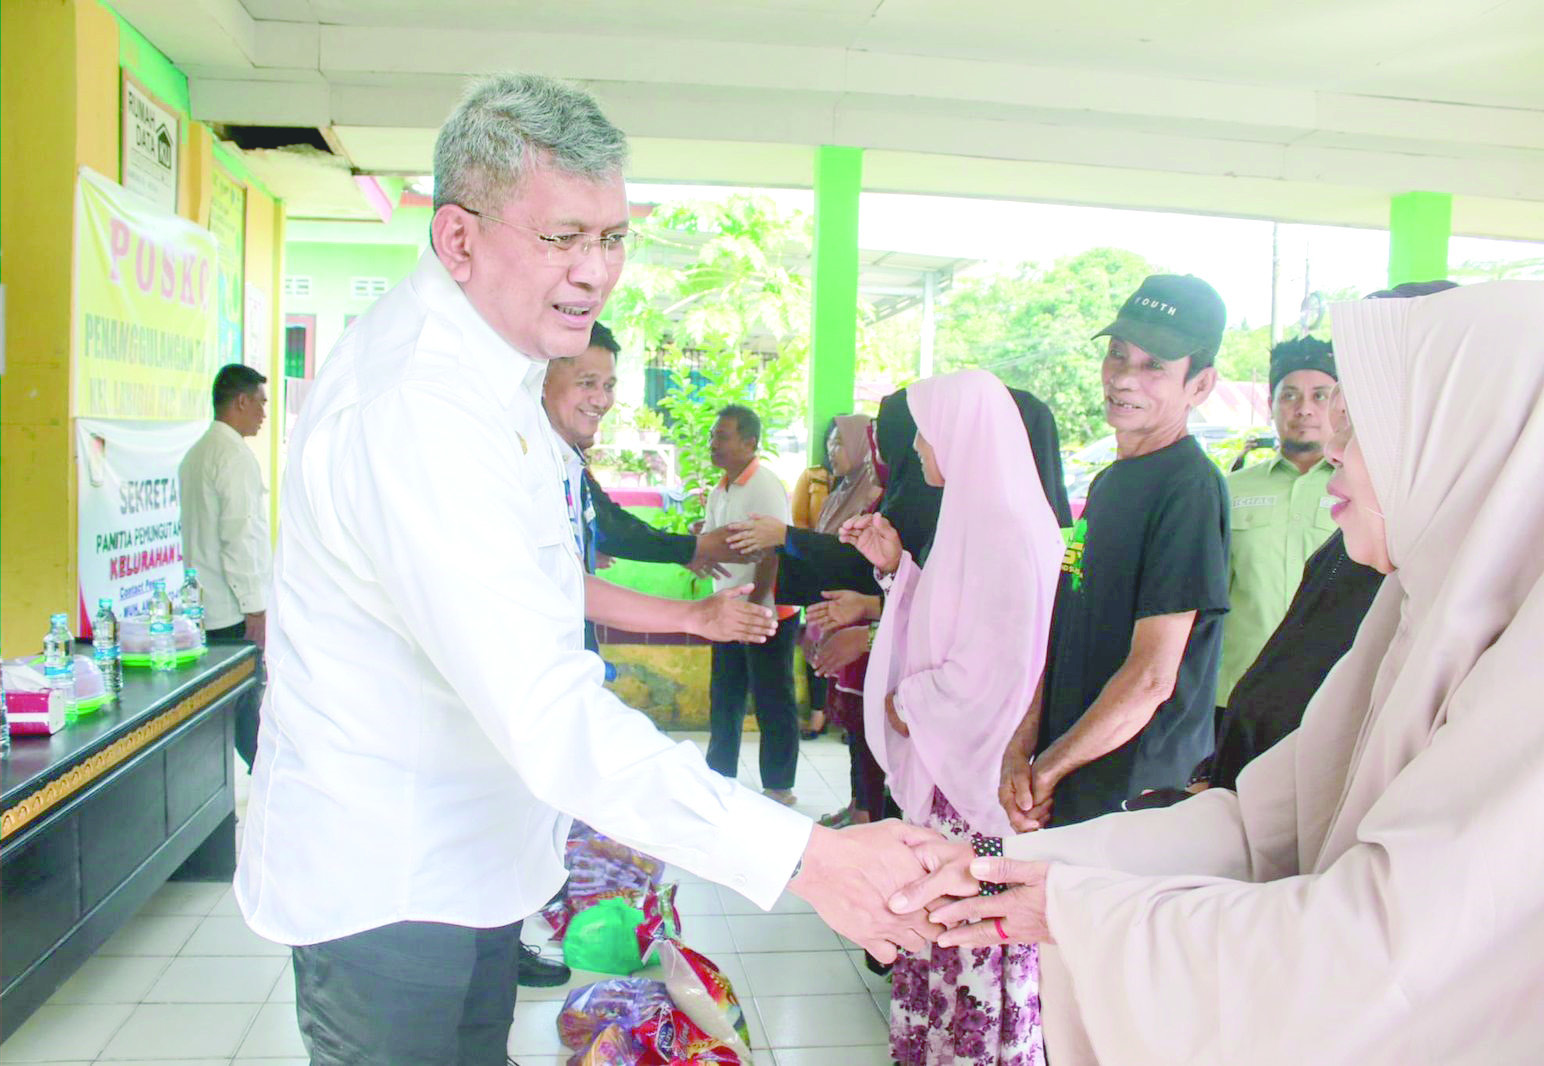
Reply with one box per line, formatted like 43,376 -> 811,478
875,388 -> 944,560
1007,387 -> 1074,528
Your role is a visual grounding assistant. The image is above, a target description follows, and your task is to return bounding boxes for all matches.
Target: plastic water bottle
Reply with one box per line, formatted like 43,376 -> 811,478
1,667 -> 11,755
180,568 -> 206,650
149,580 -> 176,672
44,613 -> 77,713
93,598 -> 123,696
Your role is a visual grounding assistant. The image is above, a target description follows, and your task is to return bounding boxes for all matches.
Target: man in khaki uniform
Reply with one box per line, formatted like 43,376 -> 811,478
1217,337 -> 1339,713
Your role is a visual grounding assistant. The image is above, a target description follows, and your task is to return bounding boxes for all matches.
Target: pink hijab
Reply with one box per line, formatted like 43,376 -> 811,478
863,369 -> 1063,835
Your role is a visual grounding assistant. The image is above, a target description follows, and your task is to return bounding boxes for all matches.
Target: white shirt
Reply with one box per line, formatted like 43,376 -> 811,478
704,459 -> 791,603
235,251 -> 811,947
177,421 -> 270,629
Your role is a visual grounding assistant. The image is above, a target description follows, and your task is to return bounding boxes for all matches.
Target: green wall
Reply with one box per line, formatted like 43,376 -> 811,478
283,240 -> 422,367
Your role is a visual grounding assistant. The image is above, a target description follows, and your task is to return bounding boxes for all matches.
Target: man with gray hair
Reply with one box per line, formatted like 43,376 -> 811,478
234,73 -> 938,1064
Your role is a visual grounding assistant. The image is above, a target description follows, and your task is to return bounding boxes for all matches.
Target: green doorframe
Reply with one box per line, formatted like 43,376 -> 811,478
1388,191 -> 1452,287
809,145 -> 862,465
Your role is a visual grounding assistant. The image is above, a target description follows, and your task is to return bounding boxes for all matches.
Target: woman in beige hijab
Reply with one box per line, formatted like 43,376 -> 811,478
890,281 -> 1544,1065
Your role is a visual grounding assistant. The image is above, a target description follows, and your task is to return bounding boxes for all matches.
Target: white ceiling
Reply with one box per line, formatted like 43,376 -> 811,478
114,0 -> 1544,236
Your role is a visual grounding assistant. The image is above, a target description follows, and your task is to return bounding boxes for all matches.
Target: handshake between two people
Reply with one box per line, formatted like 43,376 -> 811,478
784,820 -> 1054,963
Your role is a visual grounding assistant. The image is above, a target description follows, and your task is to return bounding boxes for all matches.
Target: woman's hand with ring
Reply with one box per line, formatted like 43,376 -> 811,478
925,859 -> 1055,947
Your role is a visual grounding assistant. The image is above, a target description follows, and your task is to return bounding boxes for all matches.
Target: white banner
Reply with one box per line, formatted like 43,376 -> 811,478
76,417 -> 207,634
73,166 -> 219,420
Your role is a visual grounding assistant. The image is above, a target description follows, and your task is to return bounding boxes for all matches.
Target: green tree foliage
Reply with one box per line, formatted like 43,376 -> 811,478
607,195 -> 811,529
1449,256 -> 1544,282
932,248 -> 1157,444
652,346 -> 800,532
1215,324 -> 1273,385
856,305 -> 924,395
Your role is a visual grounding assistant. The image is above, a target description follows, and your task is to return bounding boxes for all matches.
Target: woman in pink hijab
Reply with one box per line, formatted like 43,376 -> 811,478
841,368 -> 1063,1065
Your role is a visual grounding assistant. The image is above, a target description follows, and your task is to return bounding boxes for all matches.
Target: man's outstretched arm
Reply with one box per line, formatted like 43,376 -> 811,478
583,575 -> 776,644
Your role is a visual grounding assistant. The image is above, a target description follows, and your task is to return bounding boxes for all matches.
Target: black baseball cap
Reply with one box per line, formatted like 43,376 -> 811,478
1094,274 -> 1227,368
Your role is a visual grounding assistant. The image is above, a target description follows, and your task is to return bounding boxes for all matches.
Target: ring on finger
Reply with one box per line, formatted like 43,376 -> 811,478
993,917 -> 1008,940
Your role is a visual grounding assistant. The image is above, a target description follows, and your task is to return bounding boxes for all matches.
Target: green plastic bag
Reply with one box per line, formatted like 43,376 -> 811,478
562,897 -> 647,975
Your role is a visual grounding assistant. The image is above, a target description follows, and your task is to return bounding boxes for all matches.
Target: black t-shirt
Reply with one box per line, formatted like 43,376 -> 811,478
1037,434 -> 1230,825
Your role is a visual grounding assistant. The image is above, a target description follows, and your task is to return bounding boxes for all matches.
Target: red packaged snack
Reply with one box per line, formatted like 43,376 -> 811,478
634,883 -> 681,955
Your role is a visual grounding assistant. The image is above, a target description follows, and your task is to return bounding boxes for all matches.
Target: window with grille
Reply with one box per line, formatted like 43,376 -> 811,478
350,276 -> 389,299
285,325 -> 308,379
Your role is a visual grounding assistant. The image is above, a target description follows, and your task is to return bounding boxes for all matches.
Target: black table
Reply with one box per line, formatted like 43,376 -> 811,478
1,642 -> 258,1037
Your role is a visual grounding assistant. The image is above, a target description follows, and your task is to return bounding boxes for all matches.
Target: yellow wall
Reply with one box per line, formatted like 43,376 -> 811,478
1,0 -> 118,656
243,185 -> 287,528
0,0 -> 286,655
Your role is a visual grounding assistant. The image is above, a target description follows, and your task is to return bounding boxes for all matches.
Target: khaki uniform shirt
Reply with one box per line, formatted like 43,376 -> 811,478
1216,455 -> 1336,705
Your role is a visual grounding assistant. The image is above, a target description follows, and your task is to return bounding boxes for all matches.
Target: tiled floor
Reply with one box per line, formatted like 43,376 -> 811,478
0,732 -> 893,1065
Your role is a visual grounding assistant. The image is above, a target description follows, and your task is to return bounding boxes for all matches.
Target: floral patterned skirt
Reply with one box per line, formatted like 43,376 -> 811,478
889,789 -> 1044,1066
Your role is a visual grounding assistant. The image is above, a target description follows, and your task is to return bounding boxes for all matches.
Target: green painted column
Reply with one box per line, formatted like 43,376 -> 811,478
809,145 -> 862,465
1388,191 -> 1452,287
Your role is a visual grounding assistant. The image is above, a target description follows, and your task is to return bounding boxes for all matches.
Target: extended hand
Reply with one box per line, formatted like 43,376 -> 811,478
886,837 -> 976,916
812,626 -> 869,677
837,513 -> 902,575
807,589 -> 879,630
691,585 -> 778,643
788,821 -> 946,963
725,514 -> 786,555
926,859 -> 1055,948
688,527 -> 744,579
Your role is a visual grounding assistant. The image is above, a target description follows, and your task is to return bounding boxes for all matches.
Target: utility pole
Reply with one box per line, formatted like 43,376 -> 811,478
1269,222 -> 1281,345
919,271 -> 937,378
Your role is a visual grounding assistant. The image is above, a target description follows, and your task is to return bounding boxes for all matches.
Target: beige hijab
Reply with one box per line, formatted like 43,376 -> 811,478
1008,281 -> 1544,1065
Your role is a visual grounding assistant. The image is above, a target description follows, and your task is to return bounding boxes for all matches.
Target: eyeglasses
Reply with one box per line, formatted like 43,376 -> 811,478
462,207 -> 635,265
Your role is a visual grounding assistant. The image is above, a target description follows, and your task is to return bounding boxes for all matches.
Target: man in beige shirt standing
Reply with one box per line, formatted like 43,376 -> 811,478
179,363 -> 271,769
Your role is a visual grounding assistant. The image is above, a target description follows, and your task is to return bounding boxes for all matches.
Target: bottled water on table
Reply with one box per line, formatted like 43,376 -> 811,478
149,580 -> 176,672
44,612 -> 77,713
180,568 -> 206,650
93,597 -> 123,696
1,667 -> 10,755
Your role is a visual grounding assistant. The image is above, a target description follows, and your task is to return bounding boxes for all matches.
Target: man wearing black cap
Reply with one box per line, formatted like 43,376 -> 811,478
999,274 -> 1231,828
1215,336 -> 1339,714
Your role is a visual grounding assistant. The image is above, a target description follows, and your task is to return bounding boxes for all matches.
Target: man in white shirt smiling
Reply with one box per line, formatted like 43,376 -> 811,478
235,73 -> 939,1065
177,363 -> 270,769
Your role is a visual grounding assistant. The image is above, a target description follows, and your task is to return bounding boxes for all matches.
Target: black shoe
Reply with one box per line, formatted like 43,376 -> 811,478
517,941 -> 571,988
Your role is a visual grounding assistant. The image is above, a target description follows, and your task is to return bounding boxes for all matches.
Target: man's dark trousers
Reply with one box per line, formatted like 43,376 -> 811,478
206,622 -> 263,770
706,614 -> 800,791
291,919 -> 521,1065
